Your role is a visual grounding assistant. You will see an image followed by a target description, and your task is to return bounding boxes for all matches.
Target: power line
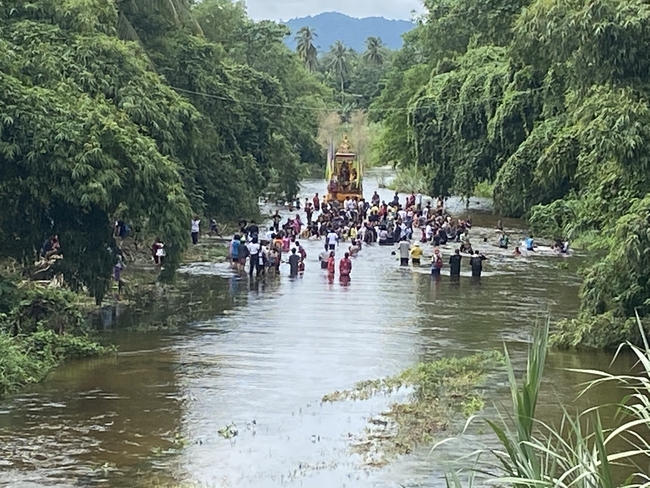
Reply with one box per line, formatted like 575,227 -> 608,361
170,85 -> 547,115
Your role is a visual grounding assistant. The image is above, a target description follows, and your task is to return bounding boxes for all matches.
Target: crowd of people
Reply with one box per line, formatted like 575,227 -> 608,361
96,188 -> 572,301
223,189 -> 523,281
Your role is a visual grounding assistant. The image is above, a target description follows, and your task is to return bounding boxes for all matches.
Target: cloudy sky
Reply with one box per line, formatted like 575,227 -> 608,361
244,0 -> 424,21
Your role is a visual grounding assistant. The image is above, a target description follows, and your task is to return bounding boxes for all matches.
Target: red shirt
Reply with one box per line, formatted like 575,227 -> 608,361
327,256 -> 336,274
339,258 -> 352,276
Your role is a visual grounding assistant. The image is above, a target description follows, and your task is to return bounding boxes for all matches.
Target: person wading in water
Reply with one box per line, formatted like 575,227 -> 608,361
470,250 -> 487,278
410,241 -> 423,266
327,251 -> 336,275
339,252 -> 352,278
431,248 -> 443,276
288,248 -> 300,277
449,248 -> 462,277
398,237 -> 411,266
247,237 -> 262,278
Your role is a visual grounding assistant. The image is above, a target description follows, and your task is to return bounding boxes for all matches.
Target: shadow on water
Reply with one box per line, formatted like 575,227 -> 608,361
0,168 -> 637,487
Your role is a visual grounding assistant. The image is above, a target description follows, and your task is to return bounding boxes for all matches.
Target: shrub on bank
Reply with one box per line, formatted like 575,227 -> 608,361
550,312 -> 648,350
0,280 -> 111,397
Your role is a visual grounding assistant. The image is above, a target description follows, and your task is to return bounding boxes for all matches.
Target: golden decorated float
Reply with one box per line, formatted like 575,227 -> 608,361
325,135 -> 363,203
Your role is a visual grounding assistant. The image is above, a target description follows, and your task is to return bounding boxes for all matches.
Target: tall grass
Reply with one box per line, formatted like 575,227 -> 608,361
442,318 -> 650,487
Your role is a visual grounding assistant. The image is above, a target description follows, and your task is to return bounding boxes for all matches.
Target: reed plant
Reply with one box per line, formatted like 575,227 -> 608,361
441,318 -> 650,487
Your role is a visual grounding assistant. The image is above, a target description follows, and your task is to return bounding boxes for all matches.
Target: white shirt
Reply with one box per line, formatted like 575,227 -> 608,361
327,232 -> 338,245
398,210 -> 407,221
398,240 -> 411,259
422,207 -> 429,218
191,220 -> 200,233
247,242 -> 261,255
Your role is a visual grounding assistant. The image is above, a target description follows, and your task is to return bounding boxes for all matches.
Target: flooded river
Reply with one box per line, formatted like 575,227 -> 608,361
0,171 -> 631,487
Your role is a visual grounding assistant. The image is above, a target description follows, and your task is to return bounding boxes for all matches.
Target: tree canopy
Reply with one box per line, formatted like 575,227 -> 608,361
0,0 -> 333,302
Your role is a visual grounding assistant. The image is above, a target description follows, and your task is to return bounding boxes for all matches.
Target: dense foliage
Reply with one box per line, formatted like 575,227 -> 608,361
0,275 -> 109,397
0,0 -> 331,302
373,0 -> 650,348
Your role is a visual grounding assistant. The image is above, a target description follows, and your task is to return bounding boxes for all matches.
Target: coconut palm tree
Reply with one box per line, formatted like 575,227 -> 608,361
364,36 -> 385,65
295,26 -> 318,71
327,41 -> 350,103
363,36 -> 386,65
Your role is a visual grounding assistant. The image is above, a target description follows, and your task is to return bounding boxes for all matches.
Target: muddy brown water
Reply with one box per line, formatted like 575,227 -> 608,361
0,171 -> 634,487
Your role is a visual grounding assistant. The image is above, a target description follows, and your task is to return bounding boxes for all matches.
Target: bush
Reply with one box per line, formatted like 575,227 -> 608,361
388,165 -> 431,194
0,334 -> 50,396
550,313 -> 648,350
5,286 -> 86,336
0,284 -> 111,398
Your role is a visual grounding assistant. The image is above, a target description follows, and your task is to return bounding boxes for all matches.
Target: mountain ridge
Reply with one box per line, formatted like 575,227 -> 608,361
283,12 -> 415,53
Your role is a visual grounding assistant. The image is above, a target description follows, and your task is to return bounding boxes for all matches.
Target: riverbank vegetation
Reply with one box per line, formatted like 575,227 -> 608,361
0,274 -> 110,397
0,0 -> 333,306
370,0 -> 650,349
444,321 -> 650,487
323,351 -> 504,466
0,0 -> 342,395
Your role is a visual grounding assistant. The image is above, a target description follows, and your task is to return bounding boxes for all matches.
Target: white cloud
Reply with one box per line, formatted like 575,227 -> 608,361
244,0 -> 424,22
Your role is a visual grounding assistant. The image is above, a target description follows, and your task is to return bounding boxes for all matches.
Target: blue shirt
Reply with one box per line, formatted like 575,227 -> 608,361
525,237 -> 534,250
231,240 -> 240,258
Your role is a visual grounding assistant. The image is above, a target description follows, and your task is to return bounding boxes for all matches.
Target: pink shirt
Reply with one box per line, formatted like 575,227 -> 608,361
282,237 -> 291,252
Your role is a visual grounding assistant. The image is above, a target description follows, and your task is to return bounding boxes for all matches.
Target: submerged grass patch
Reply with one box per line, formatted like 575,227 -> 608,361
181,240 -> 229,264
323,351 -> 504,466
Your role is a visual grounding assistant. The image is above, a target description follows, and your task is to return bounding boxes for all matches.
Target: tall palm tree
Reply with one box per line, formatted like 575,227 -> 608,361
363,36 -> 386,65
327,41 -> 350,103
295,26 -> 318,71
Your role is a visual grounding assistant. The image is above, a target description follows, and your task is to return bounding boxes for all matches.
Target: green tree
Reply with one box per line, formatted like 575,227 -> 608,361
295,26 -> 318,72
363,36 -> 386,65
377,0 -> 650,347
116,0 -> 203,42
327,41 -> 350,103
0,0 -> 195,303
0,0 -> 332,303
